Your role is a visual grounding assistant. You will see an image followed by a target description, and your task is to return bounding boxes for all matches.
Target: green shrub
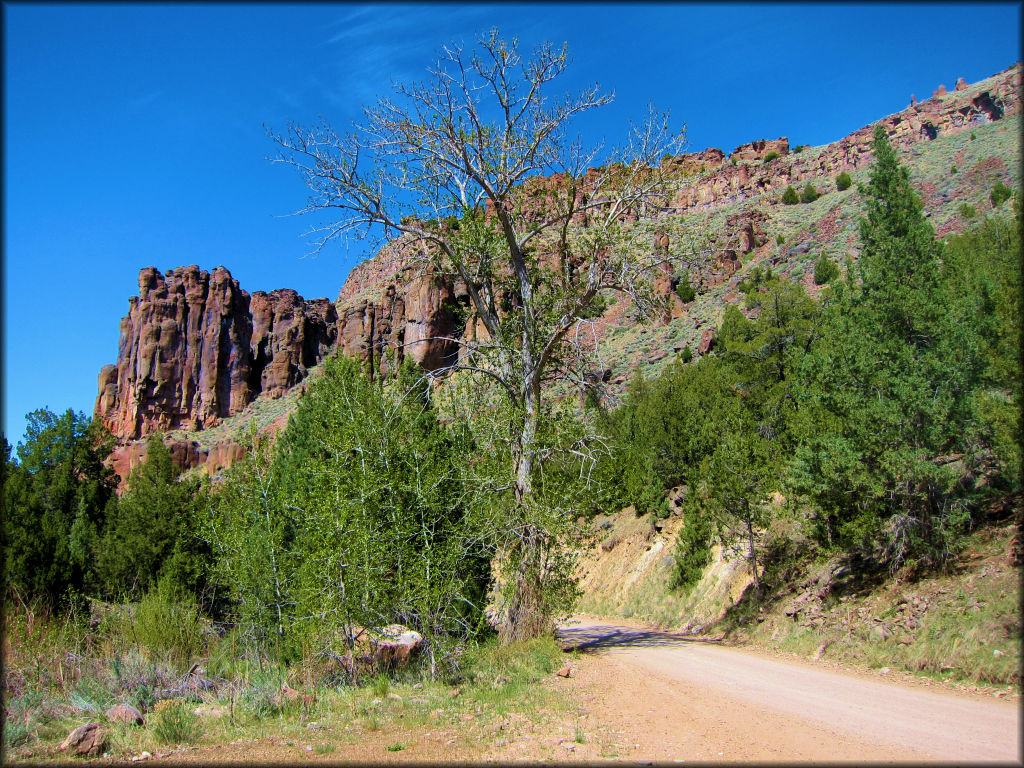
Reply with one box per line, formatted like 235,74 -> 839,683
122,581 -> 205,671
958,203 -> 978,220
672,508 -> 713,591
970,132 -> 976,141
813,255 -> 840,285
782,186 -> 799,205
801,183 -> 819,203
763,151 -> 780,164
990,182 -> 1013,208
776,233 -> 785,245
950,166 -> 958,174
681,344 -> 693,364
675,271 -> 696,303
836,171 -> 852,191
793,144 -> 805,153
152,701 -> 202,745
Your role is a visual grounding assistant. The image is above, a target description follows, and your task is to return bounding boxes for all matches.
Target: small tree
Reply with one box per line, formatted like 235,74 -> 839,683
813,254 -> 840,285
801,182 -> 819,203
990,182 -> 1013,208
270,30 -> 685,641
836,171 -> 852,191
782,186 -> 799,205
675,270 -> 696,303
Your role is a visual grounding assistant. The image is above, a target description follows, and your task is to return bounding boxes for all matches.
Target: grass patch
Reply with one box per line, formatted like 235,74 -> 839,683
151,700 -> 203,745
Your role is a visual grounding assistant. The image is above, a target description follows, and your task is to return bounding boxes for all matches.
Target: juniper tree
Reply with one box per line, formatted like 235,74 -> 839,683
791,126 -> 983,567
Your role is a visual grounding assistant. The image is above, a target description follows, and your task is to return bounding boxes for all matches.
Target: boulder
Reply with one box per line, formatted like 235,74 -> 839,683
105,703 -> 144,725
60,722 -> 107,756
368,624 -> 424,668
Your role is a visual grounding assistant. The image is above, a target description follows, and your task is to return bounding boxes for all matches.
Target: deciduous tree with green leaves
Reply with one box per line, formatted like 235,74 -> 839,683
270,30 -> 685,640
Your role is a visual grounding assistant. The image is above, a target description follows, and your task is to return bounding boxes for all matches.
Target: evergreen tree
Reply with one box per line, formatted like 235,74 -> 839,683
98,435 -> 212,602
791,126 -> 983,567
2,410 -> 116,606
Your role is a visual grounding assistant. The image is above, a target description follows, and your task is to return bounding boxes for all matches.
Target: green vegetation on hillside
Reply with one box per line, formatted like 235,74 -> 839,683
2,45 -> 1020,760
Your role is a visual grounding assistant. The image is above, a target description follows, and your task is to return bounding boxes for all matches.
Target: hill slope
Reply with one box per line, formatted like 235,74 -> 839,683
95,64 -> 1022,480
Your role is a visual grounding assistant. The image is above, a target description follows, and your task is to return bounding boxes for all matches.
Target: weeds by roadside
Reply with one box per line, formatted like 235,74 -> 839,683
2,603 -> 572,764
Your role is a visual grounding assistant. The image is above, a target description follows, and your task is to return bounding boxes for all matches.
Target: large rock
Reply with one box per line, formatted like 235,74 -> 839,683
60,722 -> 107,756
367,624 -> 424,669
105,703 -> 145,725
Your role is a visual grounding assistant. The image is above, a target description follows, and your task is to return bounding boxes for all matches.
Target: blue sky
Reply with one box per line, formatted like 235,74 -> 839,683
3,2 -> 1021,446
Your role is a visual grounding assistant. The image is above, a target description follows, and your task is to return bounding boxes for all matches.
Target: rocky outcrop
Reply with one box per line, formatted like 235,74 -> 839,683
334,241 -> 464,378
664,65 -> 1020,217
250,290 -> 337,398
96,265 -> 337,442
95,65 -> 1021,479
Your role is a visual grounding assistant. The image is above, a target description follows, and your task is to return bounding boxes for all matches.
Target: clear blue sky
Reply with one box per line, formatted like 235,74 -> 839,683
3,2 -> 1020,446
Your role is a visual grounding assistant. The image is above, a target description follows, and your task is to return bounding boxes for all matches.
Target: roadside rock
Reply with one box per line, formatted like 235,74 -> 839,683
60,722 -> 107,756
105,703 -> 145,725
368,624 -> 424,669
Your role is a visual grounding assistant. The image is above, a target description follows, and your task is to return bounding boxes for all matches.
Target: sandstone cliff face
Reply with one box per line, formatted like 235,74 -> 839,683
96,265 -> 337,442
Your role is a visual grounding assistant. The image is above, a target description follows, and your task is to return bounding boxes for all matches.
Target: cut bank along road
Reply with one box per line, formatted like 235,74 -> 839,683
555,616 -> 1020,763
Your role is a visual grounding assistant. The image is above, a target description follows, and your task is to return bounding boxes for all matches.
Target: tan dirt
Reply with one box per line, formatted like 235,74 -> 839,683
135,615 -> 1021,764
542,615 -> 1021,763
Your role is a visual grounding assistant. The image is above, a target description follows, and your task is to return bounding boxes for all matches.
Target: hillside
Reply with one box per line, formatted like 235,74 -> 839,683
94,64 -> 1022,481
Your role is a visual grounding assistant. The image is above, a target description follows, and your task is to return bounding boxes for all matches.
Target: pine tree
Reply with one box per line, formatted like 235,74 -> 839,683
2,410 -> 116,606
98,435 -> 211,602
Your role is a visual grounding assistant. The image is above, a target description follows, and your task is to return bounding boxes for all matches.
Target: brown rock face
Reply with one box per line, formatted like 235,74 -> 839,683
96,265 -> 337,442
250,290 -> 338,398
334,241 -> 463,378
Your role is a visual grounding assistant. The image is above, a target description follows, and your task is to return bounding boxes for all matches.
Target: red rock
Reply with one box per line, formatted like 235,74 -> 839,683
96,266 -> 337,443
697,328 -> 715,355
367,624 -> 424,668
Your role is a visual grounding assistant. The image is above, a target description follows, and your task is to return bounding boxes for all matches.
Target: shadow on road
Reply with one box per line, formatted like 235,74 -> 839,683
558,623 -> 724,653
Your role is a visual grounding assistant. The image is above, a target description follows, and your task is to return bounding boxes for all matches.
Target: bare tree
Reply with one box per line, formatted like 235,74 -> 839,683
270,30 -> 685,640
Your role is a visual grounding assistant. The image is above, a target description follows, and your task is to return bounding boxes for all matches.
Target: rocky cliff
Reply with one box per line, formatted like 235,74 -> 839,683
96,64 -> 1021,480
96,265 -> 337,442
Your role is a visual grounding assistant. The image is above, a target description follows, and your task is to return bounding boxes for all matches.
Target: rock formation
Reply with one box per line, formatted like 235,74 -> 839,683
96,265 -> 337,442
96,65 -> 1022,479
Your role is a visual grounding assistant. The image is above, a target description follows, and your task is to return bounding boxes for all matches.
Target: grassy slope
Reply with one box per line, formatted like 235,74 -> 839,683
594,110 -> 1021,390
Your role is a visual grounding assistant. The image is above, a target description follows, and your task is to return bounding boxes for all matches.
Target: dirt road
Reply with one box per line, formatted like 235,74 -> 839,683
553,616 -> 1021,763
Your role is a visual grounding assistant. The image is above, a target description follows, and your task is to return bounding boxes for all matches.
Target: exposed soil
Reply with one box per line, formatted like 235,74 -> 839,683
546,616 -> 1021,763
138,615 -> 1020,764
